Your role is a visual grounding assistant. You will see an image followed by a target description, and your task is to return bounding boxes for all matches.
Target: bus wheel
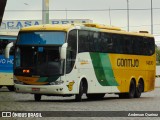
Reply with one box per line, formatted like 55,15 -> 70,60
7,86 -> 14,91
128,80 -> 136,98
0,86 -> 3,89
75,81 -> 84,102
135,79 -> 144,98
87,94 -> 105,100
34,94 -> 41,101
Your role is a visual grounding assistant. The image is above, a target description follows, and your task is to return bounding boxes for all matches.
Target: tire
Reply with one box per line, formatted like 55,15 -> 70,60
128,80 -> 136,98
7,86 -> 14,91
87,94 -> 105,100
34,94 -> 41,101
134,80 -> 144,98
75,81 -> 84,102
118,80 -> 136,99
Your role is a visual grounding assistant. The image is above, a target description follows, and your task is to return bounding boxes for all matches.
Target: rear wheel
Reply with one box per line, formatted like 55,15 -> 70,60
75,81 -> 84,102
128,80 -> 136,98
7,86 -> 14,91
135,79 -> 144,98
119,80 -> 136,99
34,94 -> 41,101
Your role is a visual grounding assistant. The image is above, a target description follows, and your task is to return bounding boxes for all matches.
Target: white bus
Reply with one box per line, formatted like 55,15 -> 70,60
0,34 -> 16,91
5,23 -> 155,101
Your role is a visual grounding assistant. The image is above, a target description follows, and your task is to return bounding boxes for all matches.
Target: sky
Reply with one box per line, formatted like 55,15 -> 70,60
2,0 -> 160,45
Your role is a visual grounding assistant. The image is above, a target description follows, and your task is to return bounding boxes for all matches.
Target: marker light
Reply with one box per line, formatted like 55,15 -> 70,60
23,69 -> 30,73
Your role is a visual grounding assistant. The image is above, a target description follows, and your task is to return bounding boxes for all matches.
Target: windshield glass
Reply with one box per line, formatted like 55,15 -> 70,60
14,46 -> 64,76
17,32 -> 66,45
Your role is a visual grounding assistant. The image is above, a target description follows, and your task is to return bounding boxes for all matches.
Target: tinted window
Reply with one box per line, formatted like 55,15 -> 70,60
78,30 -> 89,52
66,30 -> 77,73
77,30 -> 155,56
100,33 -> 113,53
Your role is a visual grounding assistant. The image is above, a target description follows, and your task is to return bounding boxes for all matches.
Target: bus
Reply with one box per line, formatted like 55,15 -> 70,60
5,23 -> 155,101
0,34 -> 16,91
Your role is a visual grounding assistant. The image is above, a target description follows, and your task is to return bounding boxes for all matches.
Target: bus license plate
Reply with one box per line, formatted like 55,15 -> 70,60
32,88 -> 40,92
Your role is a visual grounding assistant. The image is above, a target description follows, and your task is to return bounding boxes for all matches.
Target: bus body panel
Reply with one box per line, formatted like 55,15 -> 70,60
12,24 -> 155,99
14,52 -> 155,95
109,54 -> 155,92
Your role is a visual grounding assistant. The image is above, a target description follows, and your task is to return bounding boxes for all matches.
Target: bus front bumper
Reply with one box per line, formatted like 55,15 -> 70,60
14,84 -> 66,95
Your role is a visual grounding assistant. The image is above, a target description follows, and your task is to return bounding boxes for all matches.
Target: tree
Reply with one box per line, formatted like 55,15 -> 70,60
156,46 -> 160,63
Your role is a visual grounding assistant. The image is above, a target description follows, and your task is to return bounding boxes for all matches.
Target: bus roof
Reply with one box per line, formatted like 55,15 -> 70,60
20,23 -> 154,38
20,24 -> 75,32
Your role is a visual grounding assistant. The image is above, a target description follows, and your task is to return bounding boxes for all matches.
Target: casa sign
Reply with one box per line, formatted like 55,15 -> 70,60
0,19 -> 92,32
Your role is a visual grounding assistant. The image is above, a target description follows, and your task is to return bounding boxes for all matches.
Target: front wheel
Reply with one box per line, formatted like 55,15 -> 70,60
75,81 -> 84,102
34,94 -> 41,101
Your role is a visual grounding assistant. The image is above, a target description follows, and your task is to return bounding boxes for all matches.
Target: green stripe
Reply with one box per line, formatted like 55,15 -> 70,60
37,77 -> 48,82
90,53 -> 118,86
37,76 -> 60,83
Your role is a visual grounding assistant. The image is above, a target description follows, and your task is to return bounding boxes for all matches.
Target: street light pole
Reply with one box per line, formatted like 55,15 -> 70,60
151,0 -> 153,34
127,0 -> 129,31
65,8 -> 68,20
109,7 -> 112,25
42,0 -> 49,24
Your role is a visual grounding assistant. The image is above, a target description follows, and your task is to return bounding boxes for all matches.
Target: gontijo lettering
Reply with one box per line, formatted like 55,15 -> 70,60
117,58 -> 139,67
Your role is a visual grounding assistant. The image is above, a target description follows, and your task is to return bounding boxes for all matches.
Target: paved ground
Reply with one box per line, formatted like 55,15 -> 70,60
0,87 -> 160,120
1,65 -> 160,119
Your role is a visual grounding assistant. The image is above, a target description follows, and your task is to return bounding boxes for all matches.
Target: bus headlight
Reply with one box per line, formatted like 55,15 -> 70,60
50,80 -> 64,85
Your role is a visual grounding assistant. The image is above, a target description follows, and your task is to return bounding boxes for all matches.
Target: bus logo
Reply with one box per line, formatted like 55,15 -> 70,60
67,81 -> 75,91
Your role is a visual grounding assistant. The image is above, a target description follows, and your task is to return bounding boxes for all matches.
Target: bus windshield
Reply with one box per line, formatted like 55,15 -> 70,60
14,46 -> 64,77
14,31 -> 66,77
17,31 -> 66,45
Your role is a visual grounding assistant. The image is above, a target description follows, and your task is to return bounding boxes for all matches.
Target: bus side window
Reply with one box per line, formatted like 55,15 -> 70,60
100,33 -> 112,53
66,30 -> 77,74
112,34 -> 123,54
144,37 -> 155,55
78,30 -> 89,53
123,35 -> 133,54
92,32 -> 100,52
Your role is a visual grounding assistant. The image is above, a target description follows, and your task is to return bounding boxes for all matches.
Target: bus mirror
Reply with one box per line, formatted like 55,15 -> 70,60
5,42 -> 14,58
60,43 -> 68,59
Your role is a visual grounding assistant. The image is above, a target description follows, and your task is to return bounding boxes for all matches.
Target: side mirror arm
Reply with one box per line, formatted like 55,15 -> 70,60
5,42 -> 14,58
